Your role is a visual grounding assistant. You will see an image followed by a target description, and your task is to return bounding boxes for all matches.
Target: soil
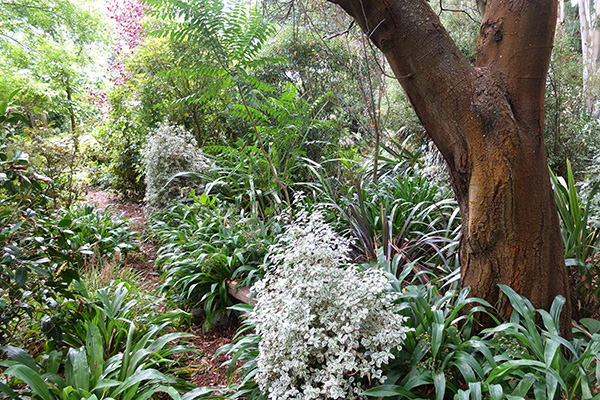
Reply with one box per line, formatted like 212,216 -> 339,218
83,188 -> 239,390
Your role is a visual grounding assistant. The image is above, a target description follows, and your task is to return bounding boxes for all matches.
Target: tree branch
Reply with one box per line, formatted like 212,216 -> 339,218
328,0 -> 477,164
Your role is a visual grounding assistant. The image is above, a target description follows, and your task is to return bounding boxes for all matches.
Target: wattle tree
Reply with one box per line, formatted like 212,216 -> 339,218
329,0 -> 572,333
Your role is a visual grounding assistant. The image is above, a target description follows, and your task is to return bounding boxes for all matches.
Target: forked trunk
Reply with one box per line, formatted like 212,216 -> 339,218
330,0 -> 572,334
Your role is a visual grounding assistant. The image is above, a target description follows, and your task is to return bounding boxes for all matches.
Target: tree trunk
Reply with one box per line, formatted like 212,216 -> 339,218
65,75 -> 76,133
330,0 -> 572,334
579,0 -> 600,114
557,0 -> 565,28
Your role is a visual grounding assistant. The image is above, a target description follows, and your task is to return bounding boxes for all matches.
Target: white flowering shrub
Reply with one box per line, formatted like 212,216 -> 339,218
142,121 -> 211,214
421,140 -> 450,186
252,210 -> 410,400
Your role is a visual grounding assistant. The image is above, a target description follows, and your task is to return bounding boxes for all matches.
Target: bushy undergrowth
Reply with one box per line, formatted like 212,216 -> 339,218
213,261 -> 600,400
143,121 -> 212,214
252,210 -> 410,400
0,204 -> 139,345
309,159 -> 460,283
0,280 -> 197,400
367,277 -> 600,400
550,161 -> 600,319
151,192 -> 280,330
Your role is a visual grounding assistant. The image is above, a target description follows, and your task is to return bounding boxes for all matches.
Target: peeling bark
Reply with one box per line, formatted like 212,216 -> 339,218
330,0 -> 572,335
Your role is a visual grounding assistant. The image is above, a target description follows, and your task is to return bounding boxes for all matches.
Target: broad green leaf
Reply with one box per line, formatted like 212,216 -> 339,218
581,318 -> 600,334
431,321 -> 444,360
86,322 -> 104,385
181,387 -> 216,400
514,373 -> 536,397
546,370 -> 558,400
543,338 -> 560,368
457,389 -> 470,400
3,365 -> 53,400
434,372 -> 446,400
468,382 -> 482,400
66,347 -> 89,391
47,351 -> 62,375
486,359 -> 546,382
1,346 -> 38,372
488,383 -> 504,400
0,381 -> 18,398
14,267 -> 27,288
362,384 -> 416,398
113,369 -> 174,396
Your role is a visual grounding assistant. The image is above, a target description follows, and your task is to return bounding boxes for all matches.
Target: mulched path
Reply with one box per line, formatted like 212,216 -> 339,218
83,188 -> 239,390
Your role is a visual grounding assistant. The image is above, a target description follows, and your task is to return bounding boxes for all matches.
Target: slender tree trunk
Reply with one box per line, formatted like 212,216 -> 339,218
579,0 -> 600,114
65,75 -> 76,133
330,0 -> 572,334
557,0 -> 565,28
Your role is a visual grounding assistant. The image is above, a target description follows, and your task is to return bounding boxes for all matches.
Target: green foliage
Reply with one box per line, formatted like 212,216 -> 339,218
0,0 -> 108,130
146,0 -> 276,75
438,7 -> 479,65
90,94 -> 147,199
0,281 -> 196,400
14,130 -> 85,208
363,276 -> 600,400
0,96 -> 42,205
0,93 -> 28,128
205,256 -> 600,400
0,204 -> 138,345
151,193 -> 280,331
228,84 -> 340,193
144,0 -> 278,139
308,158 -> 460,282
550,160 -> 600,319
202,143 -> 286,217
546,31 -> 600,176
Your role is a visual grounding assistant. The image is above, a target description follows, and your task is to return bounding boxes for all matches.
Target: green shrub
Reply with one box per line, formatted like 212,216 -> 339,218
550,161 -> 600,319
210,253 -> 600,400
545,31 -> 600,177
0,204 -> 139,345
89,88 -> 147,199
16,129 -> 84,209
364,275 -> 600,400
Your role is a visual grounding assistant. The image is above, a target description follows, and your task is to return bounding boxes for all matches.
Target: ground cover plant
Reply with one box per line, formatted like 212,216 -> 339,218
0,281 -> 197,400
210,255 -> 600,400
151,192 -> 281,330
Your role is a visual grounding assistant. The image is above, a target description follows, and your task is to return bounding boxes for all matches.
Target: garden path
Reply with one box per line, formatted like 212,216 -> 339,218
83,189 -> 238,389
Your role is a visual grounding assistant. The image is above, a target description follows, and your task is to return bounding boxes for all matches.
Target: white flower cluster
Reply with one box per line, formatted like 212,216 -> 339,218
252,210 -> 410,400
142,121 -> 211,214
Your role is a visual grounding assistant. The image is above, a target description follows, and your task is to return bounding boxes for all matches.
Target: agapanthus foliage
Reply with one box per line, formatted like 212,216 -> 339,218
252,209 -> 410,400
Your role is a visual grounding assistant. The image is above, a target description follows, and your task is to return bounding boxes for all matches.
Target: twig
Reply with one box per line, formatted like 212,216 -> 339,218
326,21 -> 355,40
438,0 -> 479,24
